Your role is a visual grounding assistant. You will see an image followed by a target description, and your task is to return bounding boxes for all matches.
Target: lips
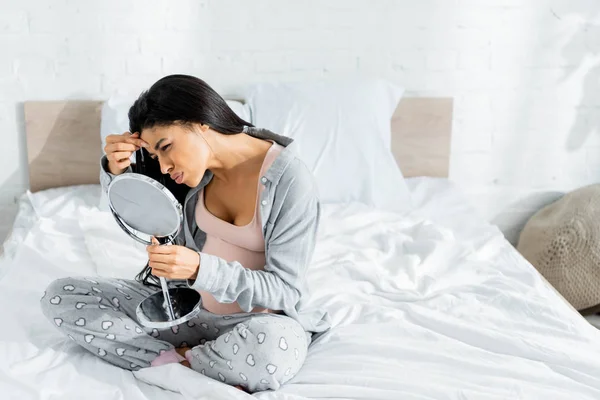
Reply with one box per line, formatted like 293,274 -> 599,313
171,172 -> 183,184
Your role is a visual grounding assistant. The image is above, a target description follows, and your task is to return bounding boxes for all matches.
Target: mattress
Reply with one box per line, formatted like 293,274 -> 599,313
1,178 -> 600,400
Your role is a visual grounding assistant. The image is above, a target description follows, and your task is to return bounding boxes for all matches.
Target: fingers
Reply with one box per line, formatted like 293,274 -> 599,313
128,138 -> 149,148
113,159 -> 131,170
147,244 -> 174,255
107,151 -> 133,164
105,132 -> 128,144
105,137 -> 147,149
130,132 -> 149,147
105,142 -> 139,153
147,240 -> 177,272
104,131 -> 150,174
149,261 -> 171,271
148,253 -> 172,264
150,264 -> 173,277
105,131 -> 149,148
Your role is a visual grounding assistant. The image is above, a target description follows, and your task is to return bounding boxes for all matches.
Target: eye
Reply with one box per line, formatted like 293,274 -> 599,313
149,144 -> 170,160
161,143 -> 171,152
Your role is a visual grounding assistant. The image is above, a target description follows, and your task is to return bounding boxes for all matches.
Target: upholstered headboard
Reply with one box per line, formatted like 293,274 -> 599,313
24,101 -> 104,192
23,98 -> 453,192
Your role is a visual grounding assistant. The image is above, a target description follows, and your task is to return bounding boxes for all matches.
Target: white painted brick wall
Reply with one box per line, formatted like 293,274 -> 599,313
1,0 -> 600,246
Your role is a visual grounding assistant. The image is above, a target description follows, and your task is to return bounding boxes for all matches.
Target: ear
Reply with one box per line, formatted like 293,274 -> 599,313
198,123 -> 210,133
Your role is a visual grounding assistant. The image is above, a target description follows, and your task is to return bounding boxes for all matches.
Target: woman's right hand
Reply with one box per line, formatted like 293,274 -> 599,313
104,131 -> 149,175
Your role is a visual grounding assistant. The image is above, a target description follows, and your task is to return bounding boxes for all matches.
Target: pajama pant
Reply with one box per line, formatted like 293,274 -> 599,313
39,276 -> 310,392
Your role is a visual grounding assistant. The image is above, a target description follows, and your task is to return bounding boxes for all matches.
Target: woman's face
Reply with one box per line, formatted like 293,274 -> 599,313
140,123 -> 210,188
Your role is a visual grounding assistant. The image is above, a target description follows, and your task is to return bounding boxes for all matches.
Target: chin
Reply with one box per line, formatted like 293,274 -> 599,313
188,170 -> 206,187
187,177 -> 201,187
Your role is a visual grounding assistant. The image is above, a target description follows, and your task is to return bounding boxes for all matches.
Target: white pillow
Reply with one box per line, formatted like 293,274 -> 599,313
245,77 -> 413,212
100,94 -> 252,153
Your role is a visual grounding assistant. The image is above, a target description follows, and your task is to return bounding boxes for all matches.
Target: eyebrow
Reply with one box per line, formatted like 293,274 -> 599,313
147,138 -> 166,158
154,138 -> 166,151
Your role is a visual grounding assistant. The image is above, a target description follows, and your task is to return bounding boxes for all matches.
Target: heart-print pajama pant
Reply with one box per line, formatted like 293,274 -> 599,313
40,276 -> 310,392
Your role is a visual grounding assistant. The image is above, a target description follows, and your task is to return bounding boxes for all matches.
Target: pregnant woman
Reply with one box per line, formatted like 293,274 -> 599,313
40,74 -> 330,392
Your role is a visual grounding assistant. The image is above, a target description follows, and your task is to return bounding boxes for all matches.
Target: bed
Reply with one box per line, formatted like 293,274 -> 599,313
2,97 -> 600,400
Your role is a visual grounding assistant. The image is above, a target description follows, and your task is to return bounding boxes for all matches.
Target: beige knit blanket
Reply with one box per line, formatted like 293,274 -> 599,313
517,184 -> 600,314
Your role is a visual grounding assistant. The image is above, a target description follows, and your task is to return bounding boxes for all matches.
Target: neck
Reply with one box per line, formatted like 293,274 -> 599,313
206,132 -> 270,182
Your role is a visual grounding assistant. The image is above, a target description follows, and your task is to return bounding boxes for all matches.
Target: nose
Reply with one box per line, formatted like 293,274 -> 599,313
159,158 -> 173,175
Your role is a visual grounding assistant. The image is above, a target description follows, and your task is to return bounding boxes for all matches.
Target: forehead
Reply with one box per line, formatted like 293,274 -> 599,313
141,124 -> 187,142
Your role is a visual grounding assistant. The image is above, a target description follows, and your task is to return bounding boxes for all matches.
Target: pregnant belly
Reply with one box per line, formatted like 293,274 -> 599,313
197,236 -> 272,314
199,290 -> 271,314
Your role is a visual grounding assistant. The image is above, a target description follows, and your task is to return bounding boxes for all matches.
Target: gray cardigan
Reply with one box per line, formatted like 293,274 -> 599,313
99,127 -> 330,334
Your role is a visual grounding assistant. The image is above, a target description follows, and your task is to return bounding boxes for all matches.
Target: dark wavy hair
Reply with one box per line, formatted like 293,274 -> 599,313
128,74 -> 253,287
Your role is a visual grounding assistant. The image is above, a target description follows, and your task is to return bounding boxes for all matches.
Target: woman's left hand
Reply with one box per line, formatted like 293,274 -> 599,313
147,237 -> 200,280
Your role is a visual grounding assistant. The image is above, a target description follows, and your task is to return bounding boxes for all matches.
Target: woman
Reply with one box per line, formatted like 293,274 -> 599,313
40,74 -> 330,392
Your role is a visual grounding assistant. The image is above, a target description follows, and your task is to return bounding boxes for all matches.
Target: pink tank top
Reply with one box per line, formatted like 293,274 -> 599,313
195,141 -> 283,315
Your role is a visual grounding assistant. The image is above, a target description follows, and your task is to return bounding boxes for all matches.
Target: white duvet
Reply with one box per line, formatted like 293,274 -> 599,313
1,179 -> 600,400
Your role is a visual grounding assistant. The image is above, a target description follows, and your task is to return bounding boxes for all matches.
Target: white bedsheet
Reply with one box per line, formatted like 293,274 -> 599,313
1,178 -> 600,400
